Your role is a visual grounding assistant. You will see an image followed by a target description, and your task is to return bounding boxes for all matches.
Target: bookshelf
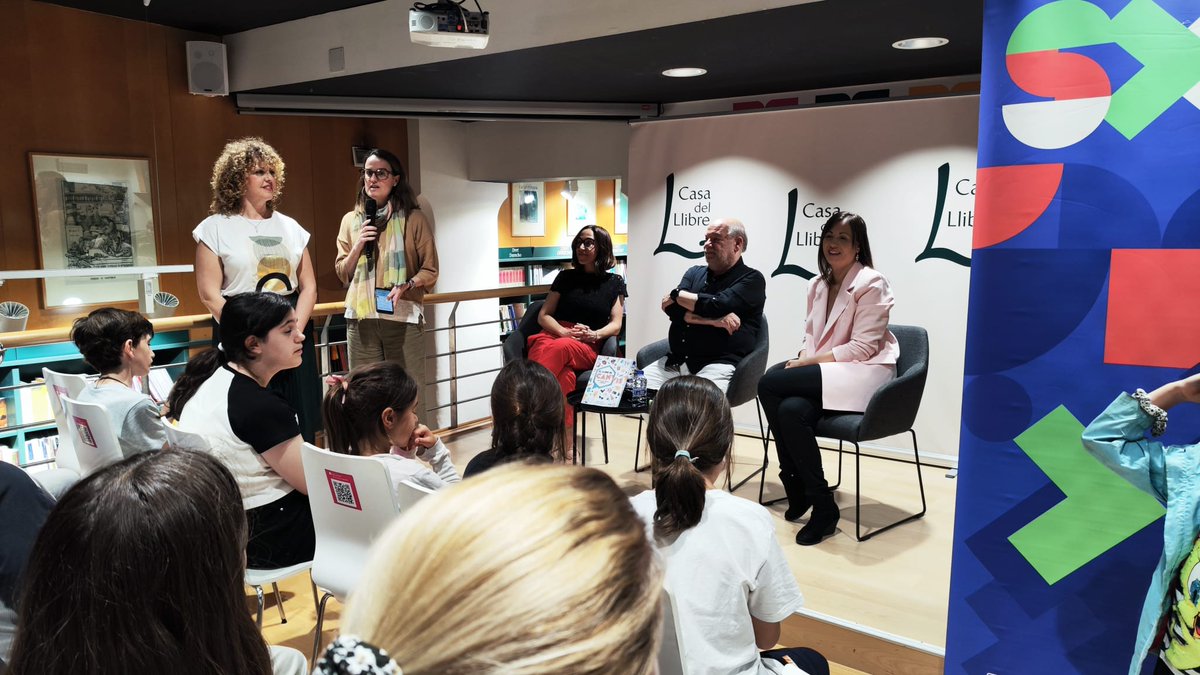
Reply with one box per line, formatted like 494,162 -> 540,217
0,330 -> 197,468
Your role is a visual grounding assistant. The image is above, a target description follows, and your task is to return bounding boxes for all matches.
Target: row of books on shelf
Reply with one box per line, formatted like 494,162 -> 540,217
499,263 -> 572,288
499,302 -> 529,333
1,434 -> 60,469
0,384 -> 53,430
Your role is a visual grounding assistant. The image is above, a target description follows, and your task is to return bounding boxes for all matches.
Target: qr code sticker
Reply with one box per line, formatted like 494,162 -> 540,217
72,416 -> 97,448
325,470 -> 361,510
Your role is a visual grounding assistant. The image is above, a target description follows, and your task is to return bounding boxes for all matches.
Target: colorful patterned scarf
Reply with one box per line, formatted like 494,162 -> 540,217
345,205 -> 407,319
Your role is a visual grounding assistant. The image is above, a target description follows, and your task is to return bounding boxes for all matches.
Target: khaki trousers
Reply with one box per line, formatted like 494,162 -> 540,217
347,318 -> 428,414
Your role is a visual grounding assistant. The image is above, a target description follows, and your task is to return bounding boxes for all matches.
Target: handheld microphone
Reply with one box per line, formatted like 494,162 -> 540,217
363,198 -> 378,263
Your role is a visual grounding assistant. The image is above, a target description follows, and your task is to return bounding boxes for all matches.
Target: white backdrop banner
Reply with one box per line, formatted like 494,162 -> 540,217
626,96 -> 979,460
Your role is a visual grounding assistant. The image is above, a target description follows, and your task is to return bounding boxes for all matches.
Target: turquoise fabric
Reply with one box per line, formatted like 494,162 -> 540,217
1082,394 -> 1200,675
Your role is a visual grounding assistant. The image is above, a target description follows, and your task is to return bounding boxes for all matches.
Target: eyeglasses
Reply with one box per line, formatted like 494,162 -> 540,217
574,239 -> 597,250
362,168 -> 394,180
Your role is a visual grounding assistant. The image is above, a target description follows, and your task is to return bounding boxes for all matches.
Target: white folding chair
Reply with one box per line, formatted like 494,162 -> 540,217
394,479 -> 435,512
245,561 -> 316,630
160,419 -> 211,452
59,395 -> 124,477
301,443 -> 401,660
42,368 -> 87,474
658,590 -> 686,675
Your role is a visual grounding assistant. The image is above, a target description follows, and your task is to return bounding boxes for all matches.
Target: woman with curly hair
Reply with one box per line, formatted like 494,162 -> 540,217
193,137 -> 320,441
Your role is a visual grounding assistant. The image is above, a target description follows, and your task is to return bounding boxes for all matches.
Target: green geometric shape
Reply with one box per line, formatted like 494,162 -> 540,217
1007,0 -> 1115,55
1008,405 -> 1165,585
1106,0 -> 1200,139
1007,0 -> 1200,140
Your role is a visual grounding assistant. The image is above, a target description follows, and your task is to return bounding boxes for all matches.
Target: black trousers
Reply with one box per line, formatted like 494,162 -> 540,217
761,647 -> 830,675
246,489 -> 315,569
758,363 -> 828,492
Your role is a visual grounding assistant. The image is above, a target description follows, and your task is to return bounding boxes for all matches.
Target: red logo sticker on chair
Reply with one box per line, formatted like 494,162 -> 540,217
72,416 -> 96,448
325,469 -> 362,510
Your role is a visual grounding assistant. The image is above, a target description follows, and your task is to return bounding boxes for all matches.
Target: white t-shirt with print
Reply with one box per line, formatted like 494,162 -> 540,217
630,489 -> 804,675
193,212 -> 310,296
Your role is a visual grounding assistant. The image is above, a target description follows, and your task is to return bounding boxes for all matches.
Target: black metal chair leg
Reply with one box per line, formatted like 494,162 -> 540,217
579,410 -> 587,466
758,422 -> 787,506
731,399 -> 768,492
830,439 -> 844,490
854,429 -> 928,542
599,413 -> 610,464
633,413 -> 649,472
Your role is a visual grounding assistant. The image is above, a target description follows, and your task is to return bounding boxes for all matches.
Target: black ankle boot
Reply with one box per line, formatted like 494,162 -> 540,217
780,473 -> 810,522
795,490 -> 839,546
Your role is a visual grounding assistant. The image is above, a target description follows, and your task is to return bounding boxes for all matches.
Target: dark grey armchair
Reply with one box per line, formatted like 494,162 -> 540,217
635,314 -> 770,488
760,323 -> 928,542
502,300 -> 619,387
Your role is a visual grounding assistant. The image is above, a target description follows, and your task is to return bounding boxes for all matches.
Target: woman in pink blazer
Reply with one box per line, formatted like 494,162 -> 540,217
758,212 -> 899,545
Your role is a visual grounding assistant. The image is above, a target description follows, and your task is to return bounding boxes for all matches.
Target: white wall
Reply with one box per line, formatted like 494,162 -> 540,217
627,96 -> 979,461
466,120 -> 631,182
410,119 -> 508,429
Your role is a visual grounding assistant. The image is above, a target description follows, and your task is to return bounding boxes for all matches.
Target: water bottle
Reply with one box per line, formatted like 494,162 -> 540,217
630,369 -> 648,407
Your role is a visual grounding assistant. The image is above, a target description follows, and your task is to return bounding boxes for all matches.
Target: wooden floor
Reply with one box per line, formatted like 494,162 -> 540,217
259,415 -> 952,674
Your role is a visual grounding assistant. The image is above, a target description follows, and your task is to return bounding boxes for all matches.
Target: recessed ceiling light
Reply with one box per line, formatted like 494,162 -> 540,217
662,67 -> 707,78
892,37 -> 949,50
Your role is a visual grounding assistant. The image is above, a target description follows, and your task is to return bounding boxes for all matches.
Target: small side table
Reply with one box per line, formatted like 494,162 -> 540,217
568,391 -> 652,468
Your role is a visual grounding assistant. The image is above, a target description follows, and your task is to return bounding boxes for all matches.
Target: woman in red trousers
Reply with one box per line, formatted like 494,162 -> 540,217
526,225 -> 626,422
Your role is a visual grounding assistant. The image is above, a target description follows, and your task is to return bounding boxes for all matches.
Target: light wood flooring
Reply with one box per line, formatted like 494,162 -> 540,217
259,414 -> 953,674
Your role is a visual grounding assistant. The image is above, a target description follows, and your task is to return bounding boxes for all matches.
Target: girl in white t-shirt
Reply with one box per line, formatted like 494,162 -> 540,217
629,376 -> 830,675
321,362 -> 458,494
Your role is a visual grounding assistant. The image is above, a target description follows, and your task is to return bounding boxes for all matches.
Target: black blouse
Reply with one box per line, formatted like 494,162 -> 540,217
549,269 -> 627,330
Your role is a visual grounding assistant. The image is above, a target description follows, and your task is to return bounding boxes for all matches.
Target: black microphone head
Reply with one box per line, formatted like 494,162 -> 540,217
363,199 -> 379,259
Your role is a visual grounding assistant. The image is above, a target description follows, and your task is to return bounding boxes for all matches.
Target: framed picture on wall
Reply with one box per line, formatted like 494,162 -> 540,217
615,178 -> 628,234
511,182 -> 545,236
29,153 -> 159,307
568,179 -> 597,226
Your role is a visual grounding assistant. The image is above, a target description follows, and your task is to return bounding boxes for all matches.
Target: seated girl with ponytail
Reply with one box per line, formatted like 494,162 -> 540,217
629,376 -> 830,675
166,292 -> 315,569
463,359 -> 564,478
321,362 -> 459,493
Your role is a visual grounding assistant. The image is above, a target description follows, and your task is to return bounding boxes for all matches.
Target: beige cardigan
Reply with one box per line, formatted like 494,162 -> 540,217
334,208 -> 439,304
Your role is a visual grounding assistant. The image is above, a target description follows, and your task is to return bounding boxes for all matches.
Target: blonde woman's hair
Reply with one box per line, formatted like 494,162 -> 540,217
208,137 -> 286,215
342,463 -> 662,675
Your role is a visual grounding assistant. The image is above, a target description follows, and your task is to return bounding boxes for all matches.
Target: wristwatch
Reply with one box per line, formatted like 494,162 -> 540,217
670,287 -> 680,301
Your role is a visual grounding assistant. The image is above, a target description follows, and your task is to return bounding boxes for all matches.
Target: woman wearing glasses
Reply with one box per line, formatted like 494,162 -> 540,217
194,137 -> 320,441
335,149 -> 439,401
527,225 -> 626,421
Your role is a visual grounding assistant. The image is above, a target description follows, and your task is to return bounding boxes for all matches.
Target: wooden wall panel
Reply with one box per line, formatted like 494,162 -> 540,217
0,0 -> 411,331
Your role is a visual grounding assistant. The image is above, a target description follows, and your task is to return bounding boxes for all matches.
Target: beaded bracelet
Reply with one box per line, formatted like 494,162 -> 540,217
1131,389 -> 1167,437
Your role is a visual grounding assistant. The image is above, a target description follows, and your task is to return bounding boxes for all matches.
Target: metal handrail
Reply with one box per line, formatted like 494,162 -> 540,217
1,284 -> 552,464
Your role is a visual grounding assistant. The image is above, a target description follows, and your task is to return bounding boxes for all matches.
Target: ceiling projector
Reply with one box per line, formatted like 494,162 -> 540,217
410,1 -> 490,49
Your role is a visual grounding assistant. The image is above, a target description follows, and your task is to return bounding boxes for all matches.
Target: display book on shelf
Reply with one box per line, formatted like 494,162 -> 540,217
497,243 -> 628,335
0,329 -> 196,470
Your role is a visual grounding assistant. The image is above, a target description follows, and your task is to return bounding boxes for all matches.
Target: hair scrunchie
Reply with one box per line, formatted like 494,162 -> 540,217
674,449 -> 697,463
314,635 -> 402,675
